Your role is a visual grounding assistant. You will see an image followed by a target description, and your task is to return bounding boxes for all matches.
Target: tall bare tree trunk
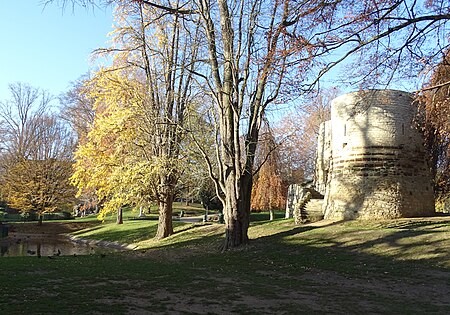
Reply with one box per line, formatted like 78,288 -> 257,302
156,194 -> 174,239
223,173 -> 252,249
155,177 -> 175,239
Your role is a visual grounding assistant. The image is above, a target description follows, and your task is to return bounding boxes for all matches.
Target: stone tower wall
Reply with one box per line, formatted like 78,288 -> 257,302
323,90 -> 435,220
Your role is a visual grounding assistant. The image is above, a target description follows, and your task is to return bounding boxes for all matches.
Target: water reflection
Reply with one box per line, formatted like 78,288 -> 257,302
0,236 -> 117,257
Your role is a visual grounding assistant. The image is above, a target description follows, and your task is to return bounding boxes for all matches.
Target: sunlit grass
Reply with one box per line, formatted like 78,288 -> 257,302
71,209 -> 287,248
71,219 -> 158,243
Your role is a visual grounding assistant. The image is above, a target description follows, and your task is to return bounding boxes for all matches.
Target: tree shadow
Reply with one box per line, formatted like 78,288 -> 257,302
252,217 -> 450,271
252,219 -> 345,240
126,215 -> 450,275
140,220 -> 343,253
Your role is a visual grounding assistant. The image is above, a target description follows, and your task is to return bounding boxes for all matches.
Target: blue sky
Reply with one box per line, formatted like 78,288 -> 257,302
0,1 -> 419,109
0,1 -> 113,102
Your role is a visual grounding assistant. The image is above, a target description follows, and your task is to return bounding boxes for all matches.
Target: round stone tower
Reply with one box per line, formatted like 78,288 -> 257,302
323,90 -> 435,220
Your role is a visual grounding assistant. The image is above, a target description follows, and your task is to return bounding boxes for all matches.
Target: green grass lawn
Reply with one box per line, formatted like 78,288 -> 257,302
68,208 -> 284,245
1,215 -> 450,314
0,202 -> 213,225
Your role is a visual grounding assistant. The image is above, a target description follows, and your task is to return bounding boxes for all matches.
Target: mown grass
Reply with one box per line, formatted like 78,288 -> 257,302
1,215 -> 450,314
69,209 -> 285,245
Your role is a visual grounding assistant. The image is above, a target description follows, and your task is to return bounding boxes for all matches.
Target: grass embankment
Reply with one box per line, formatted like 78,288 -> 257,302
69,205 -> 284,246
1,212 -> 450,314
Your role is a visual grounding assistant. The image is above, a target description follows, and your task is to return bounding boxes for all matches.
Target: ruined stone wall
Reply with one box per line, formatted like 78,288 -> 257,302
285,184 -> 301,218
285,182 -> 313,218
315,120 -> 331,195
323,90 -> 435,220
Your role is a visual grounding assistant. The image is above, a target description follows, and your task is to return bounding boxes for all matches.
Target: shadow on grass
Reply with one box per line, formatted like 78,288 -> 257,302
141,224 -> 225,252
135,217 -> 450,312
71,213 -> 450,274
252,218 -> 450,272
141,219 -> 340,254
254,219 -> 343,238
146,216 -> 450,275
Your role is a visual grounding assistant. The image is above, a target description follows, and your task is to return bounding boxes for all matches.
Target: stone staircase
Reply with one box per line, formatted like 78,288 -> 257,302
289,183 -> 325,224
301,198 -> 324,222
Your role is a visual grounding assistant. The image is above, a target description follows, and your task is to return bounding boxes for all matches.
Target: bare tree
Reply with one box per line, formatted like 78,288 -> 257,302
174,0 -> 303,249
274,88 -> 336,185
0,83 -> 49,161
60,74 -> 96,144
0,84 -> 76,224
293,0 -> 450,90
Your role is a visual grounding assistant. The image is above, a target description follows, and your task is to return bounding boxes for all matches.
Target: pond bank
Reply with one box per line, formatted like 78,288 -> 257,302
1,221 -> 135,257
8,221 -> 100,236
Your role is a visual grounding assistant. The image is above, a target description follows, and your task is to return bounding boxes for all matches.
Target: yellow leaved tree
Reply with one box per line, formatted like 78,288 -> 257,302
0,83 -> 76,224
72,1 -> 199,238
72,72 -> 152,223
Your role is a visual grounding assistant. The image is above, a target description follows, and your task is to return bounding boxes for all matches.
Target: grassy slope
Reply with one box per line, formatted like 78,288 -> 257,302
1,214 -> 450,314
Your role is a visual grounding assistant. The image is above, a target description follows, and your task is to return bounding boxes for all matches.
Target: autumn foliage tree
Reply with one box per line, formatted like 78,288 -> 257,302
72,2 -> 199,237
251,123 -> 285,221
419,50 -> 450,206
3,152 -> 75,224
71,72 -> 141,224
0,83 -> 76,224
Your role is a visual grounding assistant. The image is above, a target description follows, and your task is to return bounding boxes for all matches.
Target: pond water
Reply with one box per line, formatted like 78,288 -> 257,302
0,235 -> 118,257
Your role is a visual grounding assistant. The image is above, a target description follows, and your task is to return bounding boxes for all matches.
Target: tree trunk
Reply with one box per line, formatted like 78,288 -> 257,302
155,175 -> 176,239
223,172 -> 252,250
117,207 -> 123,224
269,209 -> 274,221
36,243 -> 41,258
37,213 -> 43,226
156,197 -> 174,239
